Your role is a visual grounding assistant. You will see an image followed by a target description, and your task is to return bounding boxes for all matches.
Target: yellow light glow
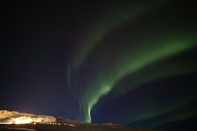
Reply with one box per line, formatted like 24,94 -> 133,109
5,117 -> 33,124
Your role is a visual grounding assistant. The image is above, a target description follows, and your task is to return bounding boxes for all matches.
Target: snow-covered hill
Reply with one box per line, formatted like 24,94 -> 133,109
0,110 -> 56,124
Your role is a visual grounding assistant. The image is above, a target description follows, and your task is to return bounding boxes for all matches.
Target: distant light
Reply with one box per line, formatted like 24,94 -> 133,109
2,117 -> 33,124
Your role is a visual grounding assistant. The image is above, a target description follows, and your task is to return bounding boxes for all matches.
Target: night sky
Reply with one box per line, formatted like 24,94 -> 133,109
1,0 -> 197,131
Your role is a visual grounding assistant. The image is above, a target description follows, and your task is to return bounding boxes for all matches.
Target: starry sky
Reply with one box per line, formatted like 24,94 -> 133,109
1,0 -> 197,131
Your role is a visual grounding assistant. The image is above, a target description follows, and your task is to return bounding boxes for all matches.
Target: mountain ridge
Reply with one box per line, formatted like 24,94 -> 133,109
0,110 -> 161,131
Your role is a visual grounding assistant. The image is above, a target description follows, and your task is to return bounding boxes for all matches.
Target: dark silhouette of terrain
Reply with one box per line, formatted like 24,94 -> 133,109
0,123 -> 161,131
0,110 -> 160,131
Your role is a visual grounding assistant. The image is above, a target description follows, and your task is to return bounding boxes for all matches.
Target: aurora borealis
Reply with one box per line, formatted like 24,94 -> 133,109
70,0 -> 197,124
1,0 -> 197,131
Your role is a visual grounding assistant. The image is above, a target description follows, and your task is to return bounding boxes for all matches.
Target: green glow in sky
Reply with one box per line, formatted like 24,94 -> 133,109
73,0 -> 169,68
71,0 -> 197,125
83,32 -> 197,122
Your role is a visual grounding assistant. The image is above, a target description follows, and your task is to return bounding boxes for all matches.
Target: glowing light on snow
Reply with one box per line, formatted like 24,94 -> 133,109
0,110 -> 56,124
5,117 -> 33,124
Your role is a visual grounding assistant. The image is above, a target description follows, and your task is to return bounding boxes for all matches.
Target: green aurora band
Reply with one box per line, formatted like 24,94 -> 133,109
82,31 -> 197,123
71,0 -> 197,126
73,0 -> 169,68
